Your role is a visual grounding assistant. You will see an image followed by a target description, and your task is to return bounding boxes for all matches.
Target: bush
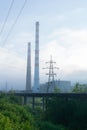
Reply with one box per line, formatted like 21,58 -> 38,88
43,97 -> 87,130
38,121 -> 66,130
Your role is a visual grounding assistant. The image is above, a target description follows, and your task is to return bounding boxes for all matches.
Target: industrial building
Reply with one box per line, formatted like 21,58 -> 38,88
40,80 -> 71,93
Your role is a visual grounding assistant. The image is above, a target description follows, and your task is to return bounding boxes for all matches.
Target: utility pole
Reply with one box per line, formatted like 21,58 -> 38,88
43,56 -> 59,92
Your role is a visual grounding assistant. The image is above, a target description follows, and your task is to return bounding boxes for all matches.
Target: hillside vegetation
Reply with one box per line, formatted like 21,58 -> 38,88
0,92 -> 87,130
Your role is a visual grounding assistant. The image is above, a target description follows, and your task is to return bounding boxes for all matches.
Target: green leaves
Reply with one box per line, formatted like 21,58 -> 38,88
0,113 -> 12,130
0,95 -> 37,130
72,82 -> 87,93
43,97 -> 87,130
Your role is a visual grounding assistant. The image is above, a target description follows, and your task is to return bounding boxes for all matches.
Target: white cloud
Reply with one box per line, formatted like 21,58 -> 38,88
40,28 -> 87,83
1,25 -> 87,86
70,7 -> 86,15
0,46 -> 26,90
0,47 -> 26,68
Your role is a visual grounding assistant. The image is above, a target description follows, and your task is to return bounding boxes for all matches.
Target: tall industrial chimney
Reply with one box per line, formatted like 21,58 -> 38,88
33,21 -> 39,92
26,42 -> 31,91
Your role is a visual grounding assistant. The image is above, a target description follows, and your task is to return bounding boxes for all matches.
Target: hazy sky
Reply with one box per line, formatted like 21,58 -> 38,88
0,0 -> 87,90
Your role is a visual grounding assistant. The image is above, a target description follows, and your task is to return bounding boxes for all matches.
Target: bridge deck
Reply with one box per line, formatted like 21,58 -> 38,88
14,92 -> 87,99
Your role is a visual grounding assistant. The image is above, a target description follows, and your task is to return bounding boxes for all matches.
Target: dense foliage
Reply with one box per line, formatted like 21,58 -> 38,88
72,82 -> 87,92
43,97 -> 87,130
0,92 -> 87,130
0,93 -> 38,130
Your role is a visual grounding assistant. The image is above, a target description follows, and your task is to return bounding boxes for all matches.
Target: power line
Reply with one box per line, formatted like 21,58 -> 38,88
2,0 -> 27,45
0,0 -> 14,36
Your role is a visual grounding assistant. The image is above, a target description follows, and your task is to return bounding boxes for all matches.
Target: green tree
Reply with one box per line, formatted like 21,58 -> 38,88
54,86 -> 61,93
72,82 -> 87,93
43,96 -> 87,130
0,113 -> 12,130
0,99 -> 38,130
38,121 -> 66,130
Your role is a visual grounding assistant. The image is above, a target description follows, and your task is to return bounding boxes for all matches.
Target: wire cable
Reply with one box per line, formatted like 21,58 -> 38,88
2,0 -> 27,45
0,0 -> 14,36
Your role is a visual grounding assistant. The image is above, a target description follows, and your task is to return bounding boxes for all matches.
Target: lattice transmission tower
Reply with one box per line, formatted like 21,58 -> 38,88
43,56 -> 59,92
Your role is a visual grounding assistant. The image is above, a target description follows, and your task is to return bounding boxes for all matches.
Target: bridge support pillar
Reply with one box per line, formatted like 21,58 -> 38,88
32,96 -> 35,110
42,97 -> 45,111
24,96 -> 27,105
45,97 -> 48,110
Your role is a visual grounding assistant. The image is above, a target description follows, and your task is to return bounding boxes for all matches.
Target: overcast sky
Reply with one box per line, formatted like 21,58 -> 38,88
0,0 -> 87,90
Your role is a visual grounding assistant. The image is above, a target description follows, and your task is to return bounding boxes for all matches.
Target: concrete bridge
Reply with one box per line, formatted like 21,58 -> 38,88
11,92 -> 87,110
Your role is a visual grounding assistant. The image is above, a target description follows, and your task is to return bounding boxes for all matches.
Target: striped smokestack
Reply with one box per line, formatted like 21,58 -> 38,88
33,21 -> 39,92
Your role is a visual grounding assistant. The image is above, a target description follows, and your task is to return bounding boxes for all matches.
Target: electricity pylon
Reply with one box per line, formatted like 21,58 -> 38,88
43,56 -> 59,92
